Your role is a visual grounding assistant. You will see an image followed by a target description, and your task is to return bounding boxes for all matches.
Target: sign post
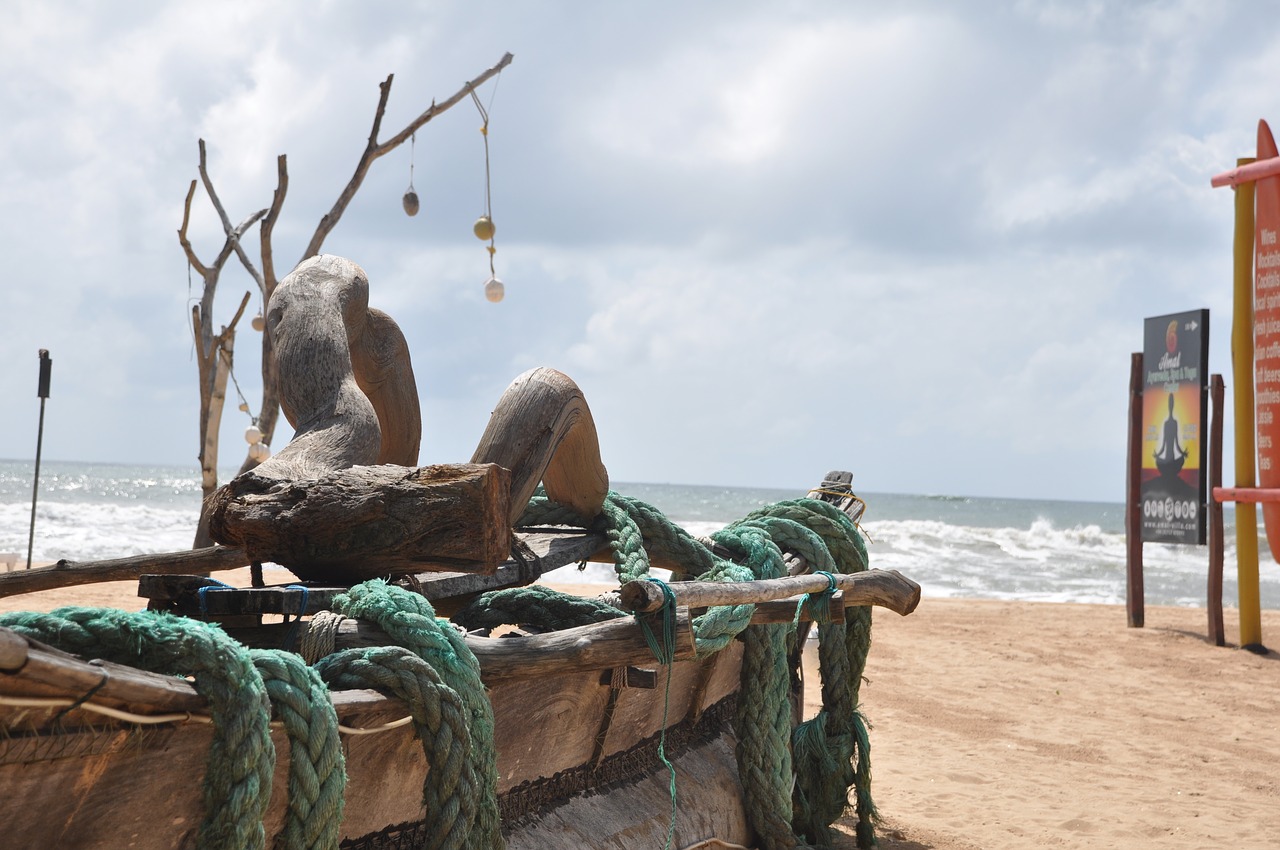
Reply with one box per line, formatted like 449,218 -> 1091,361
26,349 -> 51,570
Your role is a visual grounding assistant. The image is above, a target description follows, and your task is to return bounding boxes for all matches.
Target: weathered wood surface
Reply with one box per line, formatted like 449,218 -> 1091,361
472,366 -> 609,523
0,545 -> 250,599
208,463 -> 511,581
0,671 -> 426,846
1,623 -> 743,849
601,642 -> 743,761
325,609 -> 696,682
505,733 -> 751,850
352,306 -> 422,466
619,568 -> 921,617
1,528 -> 605,603
257,255 -> 384,480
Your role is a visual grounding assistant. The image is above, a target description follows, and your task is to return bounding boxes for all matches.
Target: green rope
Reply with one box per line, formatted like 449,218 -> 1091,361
635,577 -> 679,850
316,646 -> 478,850
453,584 -> 623,632
0,608 -> 275,850
517,490 -> 879,850
329,580 -> 503,850
250,648 -> 346,850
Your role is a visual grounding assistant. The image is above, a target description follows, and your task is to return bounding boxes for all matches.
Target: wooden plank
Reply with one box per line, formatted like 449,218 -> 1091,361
1211,486 -> 1280,503
506,733 -> 750,850
489,670 -> 612,793
137,530 -> 611,617
599,658 -> 709,760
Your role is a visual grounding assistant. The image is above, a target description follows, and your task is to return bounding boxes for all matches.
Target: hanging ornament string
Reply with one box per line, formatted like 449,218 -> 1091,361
470,76 -> 505,302
219,349 -> 270,462
402,132 -> 420,217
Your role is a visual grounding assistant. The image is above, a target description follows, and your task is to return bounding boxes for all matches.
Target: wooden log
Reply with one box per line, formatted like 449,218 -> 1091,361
321,609 -> 695,682
0,630 -> 208,713
472,367 -> 609,523
0,546 -> 250,599
208,463 -> 511,582
750,591 -> 846,625
618,568 -> 920,617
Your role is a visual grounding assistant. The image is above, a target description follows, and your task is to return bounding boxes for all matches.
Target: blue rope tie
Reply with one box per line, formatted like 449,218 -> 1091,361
197,578 -> 237,614
636,577 -> 679,850
280,585 -> 311,652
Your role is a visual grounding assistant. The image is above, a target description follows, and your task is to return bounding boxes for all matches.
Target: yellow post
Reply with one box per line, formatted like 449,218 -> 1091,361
1232,157 -> 1264,649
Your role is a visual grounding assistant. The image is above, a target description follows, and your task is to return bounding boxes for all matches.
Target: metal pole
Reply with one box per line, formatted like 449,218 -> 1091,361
26,349 -> 51,570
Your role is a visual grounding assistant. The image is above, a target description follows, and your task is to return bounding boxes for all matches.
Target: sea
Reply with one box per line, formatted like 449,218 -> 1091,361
3,458 -> 1279,610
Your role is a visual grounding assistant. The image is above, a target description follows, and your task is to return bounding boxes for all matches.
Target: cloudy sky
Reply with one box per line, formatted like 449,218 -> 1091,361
1,0 -> 1275,501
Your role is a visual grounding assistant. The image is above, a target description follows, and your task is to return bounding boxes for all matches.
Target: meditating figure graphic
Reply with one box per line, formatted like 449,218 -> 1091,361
1154,393 -> 1187,478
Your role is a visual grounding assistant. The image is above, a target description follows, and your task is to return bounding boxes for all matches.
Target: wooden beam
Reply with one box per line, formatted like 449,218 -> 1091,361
618,569 -> 920,617
1211,486 -> 1280,503
0,546 -> 250,599
323,611 -> 695,682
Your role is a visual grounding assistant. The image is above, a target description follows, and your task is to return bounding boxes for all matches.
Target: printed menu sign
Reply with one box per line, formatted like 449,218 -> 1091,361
1256,120 -> 1280,560
1141,310 -> 1209,545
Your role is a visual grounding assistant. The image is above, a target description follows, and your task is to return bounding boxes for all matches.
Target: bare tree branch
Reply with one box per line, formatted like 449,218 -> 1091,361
177,180 -> 210,278
197,139 -> 269,296
301,51 -> 514,260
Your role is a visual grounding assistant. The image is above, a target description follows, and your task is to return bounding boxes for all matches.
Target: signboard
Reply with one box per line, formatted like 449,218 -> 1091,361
1140,310 -> 1209,544
1255,120 -> 1280,560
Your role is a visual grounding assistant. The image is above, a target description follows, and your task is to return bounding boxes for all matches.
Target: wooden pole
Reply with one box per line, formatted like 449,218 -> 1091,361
1208,374 -> 1226,646
1232,159 -> 1264,650
1125,352 -> 1145,628
0,546 -> 250,598
618,569 -> 920,617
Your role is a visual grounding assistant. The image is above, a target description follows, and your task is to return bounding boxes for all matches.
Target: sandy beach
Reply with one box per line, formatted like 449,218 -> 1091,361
3,575 -> 1278,849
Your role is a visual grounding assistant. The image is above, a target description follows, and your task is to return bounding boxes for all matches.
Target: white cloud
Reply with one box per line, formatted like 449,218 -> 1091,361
0,1 -> 1274,501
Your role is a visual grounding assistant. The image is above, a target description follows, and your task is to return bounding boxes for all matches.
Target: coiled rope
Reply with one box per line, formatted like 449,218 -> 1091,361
510,489 -> 878,849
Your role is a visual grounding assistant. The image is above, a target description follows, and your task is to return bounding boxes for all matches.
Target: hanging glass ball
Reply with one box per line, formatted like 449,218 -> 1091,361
473,215 -> 496,241
251,312 -> 265,332
248,441 -> 270,462
484,276 -> 505,303
403,190 -> 420,217
245,424 -> 263,445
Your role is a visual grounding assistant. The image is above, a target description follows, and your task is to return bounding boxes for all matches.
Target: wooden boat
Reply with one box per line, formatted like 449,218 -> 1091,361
0,256 -> 920,850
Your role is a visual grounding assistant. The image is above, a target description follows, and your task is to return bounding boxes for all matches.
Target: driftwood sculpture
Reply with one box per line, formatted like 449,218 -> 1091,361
208,254 -> 608,582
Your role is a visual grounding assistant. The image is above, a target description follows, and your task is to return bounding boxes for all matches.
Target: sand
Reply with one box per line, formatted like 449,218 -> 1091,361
4,575 -> 1278,849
